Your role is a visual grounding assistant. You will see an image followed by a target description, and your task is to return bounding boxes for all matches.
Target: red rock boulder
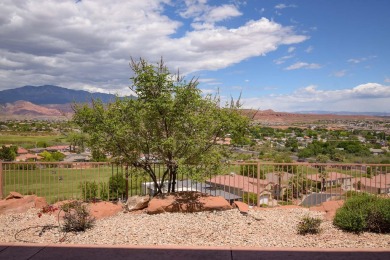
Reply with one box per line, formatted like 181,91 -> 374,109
147,191 -> 232,215
0,194 -> 48,215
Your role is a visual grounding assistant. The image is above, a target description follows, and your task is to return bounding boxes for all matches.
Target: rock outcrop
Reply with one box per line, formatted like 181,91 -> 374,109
0,192 -> 47,215
147,191 -> 232,215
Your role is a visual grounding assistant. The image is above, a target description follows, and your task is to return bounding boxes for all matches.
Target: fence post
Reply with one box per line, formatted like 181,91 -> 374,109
0,161 -> 3,199
257,161 -> 260,207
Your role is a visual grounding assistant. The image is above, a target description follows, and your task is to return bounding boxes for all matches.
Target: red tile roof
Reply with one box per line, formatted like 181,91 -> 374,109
208,174 -> 272,194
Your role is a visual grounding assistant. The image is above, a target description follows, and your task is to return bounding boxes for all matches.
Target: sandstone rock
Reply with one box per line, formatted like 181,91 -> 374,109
0,195 -> 47,215
125,195 -> 150,212
34,197 -> 48,209
147,191 -> 232,215
88,201 -> 123,220
5,191 -> 24,200
233,201 -> 249,214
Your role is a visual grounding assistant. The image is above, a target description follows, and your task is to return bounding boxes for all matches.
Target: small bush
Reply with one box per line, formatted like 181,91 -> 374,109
333,195 -> 390,234
60,201 -> 95,232
79,181 -> 99,201
297,215 -> 322,235
242,193 -> 257,206
99,182 -> 109,201
109,174 -> 126,200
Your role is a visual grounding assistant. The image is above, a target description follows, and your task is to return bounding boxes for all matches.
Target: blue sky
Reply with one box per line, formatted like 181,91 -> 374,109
0,0 -> 389,112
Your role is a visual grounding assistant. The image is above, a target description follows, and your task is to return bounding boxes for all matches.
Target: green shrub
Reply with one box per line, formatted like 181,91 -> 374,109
333,195 -> 390,234
99,182 -> 109,201
242,193 -> 257,206
79,181 -> 99,201
109,174 -> 126,200
60,201 -> 95,232
297,215 -> 323,235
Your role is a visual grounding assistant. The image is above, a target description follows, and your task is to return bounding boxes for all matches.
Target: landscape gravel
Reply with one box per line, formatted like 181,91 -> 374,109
1,207 -> 389,248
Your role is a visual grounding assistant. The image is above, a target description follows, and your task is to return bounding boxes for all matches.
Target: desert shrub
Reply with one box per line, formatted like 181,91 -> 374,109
297,215 -> 323,235
99,182 -> 109,201
109,174 -> 126,200
79,181 -> 98,201
333,195 -> 390,234
60,201 -> 95,232
242,192 -> 257,206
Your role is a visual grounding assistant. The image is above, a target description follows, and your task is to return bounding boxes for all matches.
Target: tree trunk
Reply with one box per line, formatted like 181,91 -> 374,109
124,165 -> 129,200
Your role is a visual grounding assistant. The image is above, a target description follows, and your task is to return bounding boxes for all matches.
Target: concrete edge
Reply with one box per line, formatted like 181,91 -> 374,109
1,243 -> 389,252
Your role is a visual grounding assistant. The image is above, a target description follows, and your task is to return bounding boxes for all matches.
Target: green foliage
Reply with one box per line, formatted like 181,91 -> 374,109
39,151 -> 65,162
73,57 -> 249,194
242,192 -> 257,206
288,172 -> 308,198
36,141 -> 48,148
91,149 -> 107,162
333,195 -> 390,234
297,215 -> 323,235
60,201 -> 95,232
274,154 -> 296,173
67,132 -> 88,153
239,163 -> 266,179
79,181 -> 99,201
109,174 -> 126,200
0,145 -> 17,161
15,163 -> 37,170
99,182 -> 109,201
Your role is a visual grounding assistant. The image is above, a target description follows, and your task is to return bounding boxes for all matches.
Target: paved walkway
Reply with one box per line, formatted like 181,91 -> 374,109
0,243 -> 389,260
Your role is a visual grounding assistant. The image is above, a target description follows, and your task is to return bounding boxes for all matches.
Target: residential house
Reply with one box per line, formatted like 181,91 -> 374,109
307,172 -> 353,191
353,173 -> 390,194
46,145 -> 70,153
369,148 -> 384,155
13,146 -> 43,162
206,174 -> 275,205
15,153 -> 43,162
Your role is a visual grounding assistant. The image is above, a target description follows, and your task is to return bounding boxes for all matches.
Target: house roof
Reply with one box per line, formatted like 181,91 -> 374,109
46,145 -> 69,151
207,174 -> 273,194
15,153 -> 43,162
265,172 -> 293,184
353,173 -> 390,189
17,147 -> 28,154
307,172 -> 352,182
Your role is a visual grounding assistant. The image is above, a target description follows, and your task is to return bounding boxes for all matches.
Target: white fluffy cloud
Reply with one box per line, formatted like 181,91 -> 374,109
0,0 -> 307,92
241,83 -> 390,112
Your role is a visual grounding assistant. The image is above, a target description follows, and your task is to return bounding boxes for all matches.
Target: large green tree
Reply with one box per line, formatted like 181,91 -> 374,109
73,58 -> 249,195
0,145 -> 17,161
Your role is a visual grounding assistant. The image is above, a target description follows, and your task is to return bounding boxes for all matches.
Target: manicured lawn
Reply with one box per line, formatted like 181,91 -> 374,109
0,134 -> 67,148
2,164 -> 149,203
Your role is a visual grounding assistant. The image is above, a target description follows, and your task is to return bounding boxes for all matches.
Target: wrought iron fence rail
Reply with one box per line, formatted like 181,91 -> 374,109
0,161 -> 388,206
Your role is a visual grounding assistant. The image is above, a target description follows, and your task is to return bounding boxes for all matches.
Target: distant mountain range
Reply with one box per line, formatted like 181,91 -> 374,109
0,85 -> 127,105
295,110 -> 390,117
0,85 -> 388,120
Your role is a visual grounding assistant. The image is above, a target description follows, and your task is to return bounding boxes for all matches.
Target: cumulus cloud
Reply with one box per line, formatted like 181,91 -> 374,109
0,0 -> 307,92
285,62 -> 322,70
241,83 -> 390,112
